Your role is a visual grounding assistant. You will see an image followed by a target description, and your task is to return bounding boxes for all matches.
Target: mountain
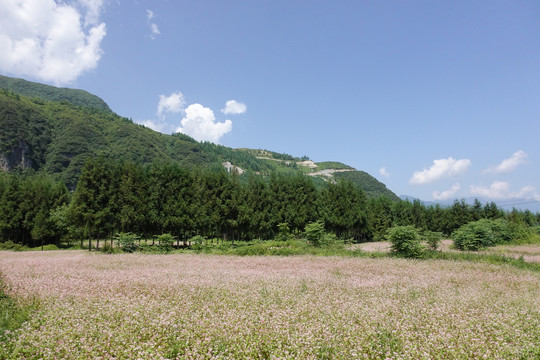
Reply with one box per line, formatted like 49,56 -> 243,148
0,87 -> 208,187
0,75 -> 399,199
0,75 -> 111,112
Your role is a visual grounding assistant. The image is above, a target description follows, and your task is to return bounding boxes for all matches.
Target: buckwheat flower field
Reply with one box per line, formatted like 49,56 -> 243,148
1,251 -> 539,359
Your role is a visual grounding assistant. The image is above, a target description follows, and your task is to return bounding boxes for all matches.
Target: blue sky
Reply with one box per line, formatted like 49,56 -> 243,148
1,0 -> 539,208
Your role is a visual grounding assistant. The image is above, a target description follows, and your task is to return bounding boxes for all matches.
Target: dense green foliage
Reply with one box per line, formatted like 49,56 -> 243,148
0,90 -> 208,187
386,225 -> 424,258
199,142 -> 274,173
423,230 -> 443,251
334,171 -> 400,201
1,76 -> 539,250
1,157 -> 539,249
0,75 -> 111,111
0,172 -> 68,247
0,85 -> 397,198
452,218 -> 535,251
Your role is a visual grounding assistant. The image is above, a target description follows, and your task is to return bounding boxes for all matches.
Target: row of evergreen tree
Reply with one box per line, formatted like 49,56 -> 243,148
1,157 -> 539,247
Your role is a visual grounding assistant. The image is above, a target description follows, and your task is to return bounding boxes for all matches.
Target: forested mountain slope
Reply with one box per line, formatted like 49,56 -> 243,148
0,90 -> 208,187
0,75 -> 399,199
0,75 -> 111,112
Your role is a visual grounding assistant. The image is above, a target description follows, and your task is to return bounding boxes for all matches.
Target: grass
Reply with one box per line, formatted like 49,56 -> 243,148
0,277 -> 34,344
422,250 -> 540,272
0,252 -> 538,359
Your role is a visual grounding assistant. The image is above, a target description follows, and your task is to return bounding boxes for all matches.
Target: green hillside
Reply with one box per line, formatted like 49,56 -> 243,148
0,75 -> 399,199
0,90 -> 208,187
334,171 -> 400,201
0,75 -> 111,112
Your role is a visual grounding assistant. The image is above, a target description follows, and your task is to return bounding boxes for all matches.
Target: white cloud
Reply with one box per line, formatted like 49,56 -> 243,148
146,9 -> 160,39
483,150 -> 528,174
136,119 -> 169,133
0,0 -> 106,85
379,167 -> 390,178
221,100 -> 247,115
150,23 -> 160,36
157,92 -> 185,118
78,0 -> 104,26
177,103 -> 232,143
470,181 -> 538,200
433,183 -> 461,201
410,157 -> 471,185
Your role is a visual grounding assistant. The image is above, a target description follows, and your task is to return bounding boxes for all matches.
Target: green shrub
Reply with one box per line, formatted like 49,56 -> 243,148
114,232 -> 140,253
156,233 -> 175,253
100,243 -> 120,254
277,223 -> 292,241
233,243 -> 268,256
502,221 -> 534,244
189,235 -> 206,251
423,231 -> 443,251
0,241 -> 28,251
137,244 -> 162,253
304,220 -> 330,247
29,244 -> 60,251
386,225 -> 424,258
453,219 -> 535,251
452,219 -> 495,251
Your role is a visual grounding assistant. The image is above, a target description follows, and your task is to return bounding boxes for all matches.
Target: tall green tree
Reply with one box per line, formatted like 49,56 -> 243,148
321,180 -> 369,240
368,196 -> 394,241
69,157 -> 118,241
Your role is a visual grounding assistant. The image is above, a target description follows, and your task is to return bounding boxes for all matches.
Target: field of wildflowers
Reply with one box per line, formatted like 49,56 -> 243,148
0,251 -> 539,359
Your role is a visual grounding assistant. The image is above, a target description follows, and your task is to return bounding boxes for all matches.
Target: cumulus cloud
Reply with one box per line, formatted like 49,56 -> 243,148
177,104 -> 232,143
483,150 -> 528,174
0,0 -> 106,85
410,157 -> 471,185
146,9 -> 160,39
136,119 -> 169,133
221,100 -> 247,115
157,92 -> 185,118
379,167 -> 390,178
433,183 -> 461,201
470,181 -> 538,200
78,0 -> 104,26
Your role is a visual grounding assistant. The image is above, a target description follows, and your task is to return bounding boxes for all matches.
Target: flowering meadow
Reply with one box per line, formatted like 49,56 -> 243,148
0,251 -> 539,359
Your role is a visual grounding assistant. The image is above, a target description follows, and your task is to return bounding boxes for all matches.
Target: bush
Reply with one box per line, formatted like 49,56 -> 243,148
386,225 -> 424,258
100,243 -> 120,254
423,231 -> 443,251
29,244 -> 60,251
189,235 -> 206,252
452,219 -> 495,251
0,241 -> 27,251
452,219 -> 535,251
304,221 -> 337,247
114,232 -> 140,253
277,223 -> 292,241
156,233 -> 175,253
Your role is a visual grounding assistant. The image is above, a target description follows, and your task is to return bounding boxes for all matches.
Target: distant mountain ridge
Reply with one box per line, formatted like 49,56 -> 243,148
0,74 -> 399,199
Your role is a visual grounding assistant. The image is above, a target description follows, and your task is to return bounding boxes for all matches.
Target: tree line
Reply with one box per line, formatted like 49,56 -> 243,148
1,157 -> 539,247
